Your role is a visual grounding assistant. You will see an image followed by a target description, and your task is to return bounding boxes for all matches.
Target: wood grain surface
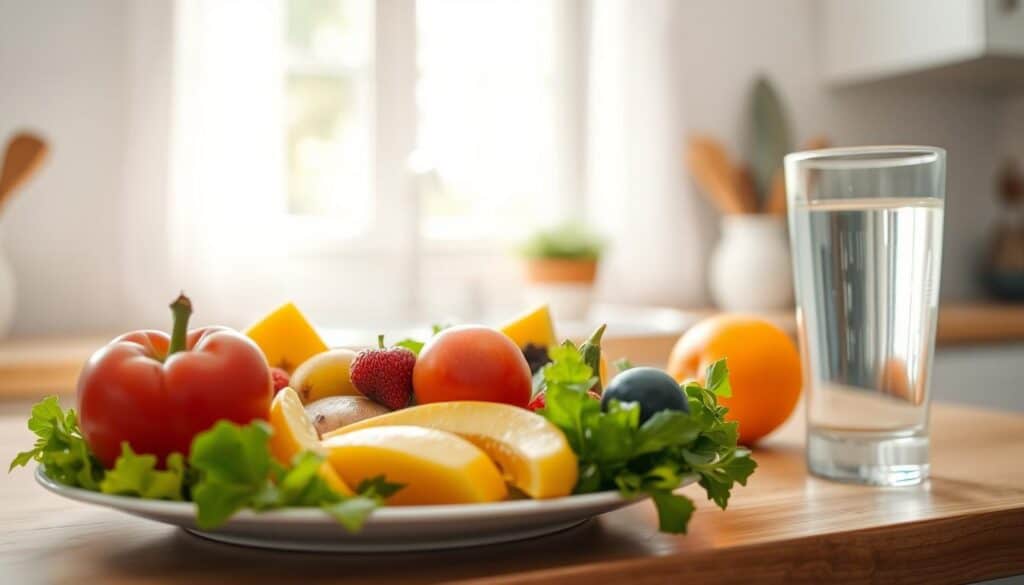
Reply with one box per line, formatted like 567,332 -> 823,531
2,399 -> 1023,584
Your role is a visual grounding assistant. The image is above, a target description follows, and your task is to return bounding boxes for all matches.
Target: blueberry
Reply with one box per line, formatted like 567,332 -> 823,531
601,367 -> 688,423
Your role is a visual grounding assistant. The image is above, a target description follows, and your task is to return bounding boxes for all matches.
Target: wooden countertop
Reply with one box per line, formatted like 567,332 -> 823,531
2,399 -> 1022,584
0,302 -> 1022,400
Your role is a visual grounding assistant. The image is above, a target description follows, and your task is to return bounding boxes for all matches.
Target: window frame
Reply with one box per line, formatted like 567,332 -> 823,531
282,0 -> 587,260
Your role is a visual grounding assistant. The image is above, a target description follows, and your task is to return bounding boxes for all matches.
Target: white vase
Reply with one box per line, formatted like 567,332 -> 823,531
709,215 -> 794,312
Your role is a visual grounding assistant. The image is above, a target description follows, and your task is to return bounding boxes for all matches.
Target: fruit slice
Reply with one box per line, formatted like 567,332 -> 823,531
245,302 -> 328,373
499,305 -> 557,349
323,426 -> 507,505
268,387 -> 323,465
317,461 -> 354,496
268,387 -> 354,496
290,348 -> 361,403
325,401 -> 578,499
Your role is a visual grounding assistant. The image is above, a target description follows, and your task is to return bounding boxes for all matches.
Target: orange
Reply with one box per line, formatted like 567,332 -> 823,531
666,315 -> 801,445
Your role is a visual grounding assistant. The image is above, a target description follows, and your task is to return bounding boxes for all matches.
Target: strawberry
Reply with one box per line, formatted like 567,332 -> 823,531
527,393 -> 547,412
270,367 -> 291,393
349,335 -> 416,410
528,390 -> 600,412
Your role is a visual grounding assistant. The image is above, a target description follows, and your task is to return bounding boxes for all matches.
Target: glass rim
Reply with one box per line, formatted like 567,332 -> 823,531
785,145 -> 945,170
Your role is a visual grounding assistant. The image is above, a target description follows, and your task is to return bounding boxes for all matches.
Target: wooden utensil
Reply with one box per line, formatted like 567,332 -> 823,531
733,165 -> 759,215
766,135 -> 829,215
686,136 -> 749,214
0,133 -> 48,214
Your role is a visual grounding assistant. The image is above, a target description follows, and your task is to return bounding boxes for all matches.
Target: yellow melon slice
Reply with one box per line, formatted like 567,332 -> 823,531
267,387 -> 353,496
323,426 -> 507,505
499,304 -> 557,349
325,401 -> 578,499
245,302 -> 328,373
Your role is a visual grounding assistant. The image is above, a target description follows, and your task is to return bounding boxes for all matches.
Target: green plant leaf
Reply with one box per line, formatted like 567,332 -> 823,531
100,444 -> 185,500
9,396 -> 102,490
614,358 -> 634,373
538,350 -> 755,535
188,421 -> 275,529
322,496 -> 379,532
356,475 -> 405,501
704,359 -> 732,398
634,410 -> 702,455
394,339 -> 424,356
519,221 -> 605,260
746,76 -> 793,203
651,491 -> 696,534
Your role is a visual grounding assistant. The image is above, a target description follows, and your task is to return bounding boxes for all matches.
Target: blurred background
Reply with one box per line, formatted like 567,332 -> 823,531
1,0 -> 1023,408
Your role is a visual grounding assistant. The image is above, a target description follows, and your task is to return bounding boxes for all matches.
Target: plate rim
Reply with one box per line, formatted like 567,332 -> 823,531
34,467 -> 663,525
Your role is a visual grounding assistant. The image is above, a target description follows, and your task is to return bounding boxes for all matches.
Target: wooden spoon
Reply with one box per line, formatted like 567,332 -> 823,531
733,165 -> 759,215
766,135 -> 829,215
0,133 -> 49,214
685,136 -> 749,214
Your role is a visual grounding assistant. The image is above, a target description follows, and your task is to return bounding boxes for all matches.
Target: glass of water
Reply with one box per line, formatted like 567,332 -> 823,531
785,146 -> 946,486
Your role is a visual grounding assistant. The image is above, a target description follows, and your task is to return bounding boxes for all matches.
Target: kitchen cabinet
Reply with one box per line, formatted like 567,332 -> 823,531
932,344 -> 1024,412
821,0 -> 1024,89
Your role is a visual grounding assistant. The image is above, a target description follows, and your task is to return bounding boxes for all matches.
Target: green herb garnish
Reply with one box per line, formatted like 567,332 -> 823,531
394,323 -> 449,356
538,349 -> 756,533
10,398 -> 399,532
10,396 -> 103,490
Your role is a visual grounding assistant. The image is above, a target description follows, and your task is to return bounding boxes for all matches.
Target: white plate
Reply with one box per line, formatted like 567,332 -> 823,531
36,468 -> 688,552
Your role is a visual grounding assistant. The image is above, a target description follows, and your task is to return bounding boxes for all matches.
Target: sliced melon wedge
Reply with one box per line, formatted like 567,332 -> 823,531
268,387 -> 354,496
323,425 -> 507,505
499,304 -> 557,349
324,401 -> 578,499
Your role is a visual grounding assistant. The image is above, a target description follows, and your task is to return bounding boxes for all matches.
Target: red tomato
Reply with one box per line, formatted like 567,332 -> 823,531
413,325 -> 532,407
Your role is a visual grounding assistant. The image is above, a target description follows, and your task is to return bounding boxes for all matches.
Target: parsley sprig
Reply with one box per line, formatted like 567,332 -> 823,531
538,343 -> 756,533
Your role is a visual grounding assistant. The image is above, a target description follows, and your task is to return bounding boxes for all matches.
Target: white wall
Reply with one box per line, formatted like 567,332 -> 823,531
0,0 -> 130,335
667,0 -> 1004,301
0,0 -> 1015,335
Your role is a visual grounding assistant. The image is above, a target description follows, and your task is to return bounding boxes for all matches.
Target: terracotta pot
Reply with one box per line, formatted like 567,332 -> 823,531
524,258 -> 598,284
522,258 -> 599,320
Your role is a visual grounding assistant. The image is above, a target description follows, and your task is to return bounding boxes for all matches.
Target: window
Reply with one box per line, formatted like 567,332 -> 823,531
285,0 -> 373,234
168,0 -> 585,324
284,0 -> 578,245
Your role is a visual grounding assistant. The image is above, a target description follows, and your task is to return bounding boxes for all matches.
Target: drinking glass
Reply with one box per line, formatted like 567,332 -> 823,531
785,146 -> 946,486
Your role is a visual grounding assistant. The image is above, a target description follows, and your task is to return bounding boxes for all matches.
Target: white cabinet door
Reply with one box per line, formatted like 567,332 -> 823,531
822,0 -> 1024,86
931,344 -> 1024,412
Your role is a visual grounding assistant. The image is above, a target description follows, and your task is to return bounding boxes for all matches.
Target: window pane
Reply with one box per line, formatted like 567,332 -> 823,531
416,0 -> 559,240
285,0 -> 373,231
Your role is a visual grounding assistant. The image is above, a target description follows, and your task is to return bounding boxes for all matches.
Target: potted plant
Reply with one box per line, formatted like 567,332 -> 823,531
519,222 -> 605,319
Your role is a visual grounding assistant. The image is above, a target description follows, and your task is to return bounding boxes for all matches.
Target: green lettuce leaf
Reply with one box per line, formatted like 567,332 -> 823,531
187,421 -> 403,531
188,420 -> 276,529
9,396 -> 102,490
100,444 -> 185,500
